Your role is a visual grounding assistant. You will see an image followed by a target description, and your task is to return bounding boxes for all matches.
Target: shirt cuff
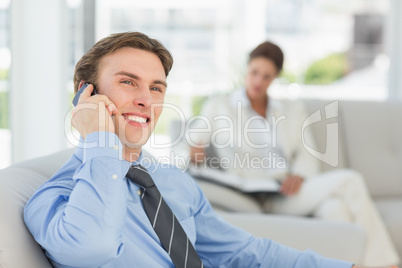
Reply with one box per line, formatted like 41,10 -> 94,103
82,131 -> 123,163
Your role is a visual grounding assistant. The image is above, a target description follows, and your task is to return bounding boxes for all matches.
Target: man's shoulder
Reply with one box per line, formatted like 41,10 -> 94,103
25,153 -> 81,204
46,153 -> 81,186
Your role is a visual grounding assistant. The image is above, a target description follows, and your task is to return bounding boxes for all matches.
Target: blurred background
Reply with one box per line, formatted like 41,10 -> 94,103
0,0 -> 401,168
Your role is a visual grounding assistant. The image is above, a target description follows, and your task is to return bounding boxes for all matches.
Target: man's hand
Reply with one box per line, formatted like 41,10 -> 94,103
71,84 -> 118,139
280,175 -> 304,196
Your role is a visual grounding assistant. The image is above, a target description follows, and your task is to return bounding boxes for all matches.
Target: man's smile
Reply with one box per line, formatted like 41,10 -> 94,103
123,112 -> 150,127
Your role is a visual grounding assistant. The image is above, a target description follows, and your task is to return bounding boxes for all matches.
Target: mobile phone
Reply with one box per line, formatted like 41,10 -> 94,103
72,83 -> 98,107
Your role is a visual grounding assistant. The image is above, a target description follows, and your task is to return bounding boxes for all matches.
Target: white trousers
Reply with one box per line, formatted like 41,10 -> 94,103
268,169 -> 400,266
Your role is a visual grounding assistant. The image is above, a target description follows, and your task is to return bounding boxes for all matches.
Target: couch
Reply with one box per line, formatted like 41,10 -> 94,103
3,99 -> 400,267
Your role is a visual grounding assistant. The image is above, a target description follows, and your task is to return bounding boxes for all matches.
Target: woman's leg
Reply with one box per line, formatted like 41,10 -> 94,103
269,169 -> 400,266
269,169 -> 352,216
314,197 -> 352,222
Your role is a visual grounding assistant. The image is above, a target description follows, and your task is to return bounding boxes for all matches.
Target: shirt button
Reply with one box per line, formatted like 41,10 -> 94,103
137,189 -> 142,196
112,174 -> 118,180
113,145 -> 119,150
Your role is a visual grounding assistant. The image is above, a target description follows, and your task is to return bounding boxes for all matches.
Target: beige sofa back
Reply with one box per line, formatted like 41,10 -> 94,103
303,99 -> 402,198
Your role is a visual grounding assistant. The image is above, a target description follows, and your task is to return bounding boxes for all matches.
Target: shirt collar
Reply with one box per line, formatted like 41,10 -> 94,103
230,88 -> 284,116
131,151 -> 145,165
74,135 -> 144,165
229,88 -> 251,108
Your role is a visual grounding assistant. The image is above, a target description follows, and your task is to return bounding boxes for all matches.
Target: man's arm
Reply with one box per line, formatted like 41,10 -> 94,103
24,82 -> 131,266
24,132 -> 131,267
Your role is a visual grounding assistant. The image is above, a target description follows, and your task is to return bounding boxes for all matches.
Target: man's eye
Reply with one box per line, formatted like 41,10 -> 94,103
122,80 -> 132,85
151,87 -> 162,92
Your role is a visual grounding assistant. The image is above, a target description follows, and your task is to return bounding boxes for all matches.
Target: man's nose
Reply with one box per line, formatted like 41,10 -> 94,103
133,86 -> 152,108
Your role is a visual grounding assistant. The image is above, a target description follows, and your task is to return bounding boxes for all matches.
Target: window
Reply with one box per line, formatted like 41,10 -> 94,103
0,0 -> 10,169
95,0 -> 392,159
265,0 -> 390,101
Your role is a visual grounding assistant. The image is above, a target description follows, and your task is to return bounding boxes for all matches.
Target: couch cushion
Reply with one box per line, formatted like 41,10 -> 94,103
303,100 -> 402,197
340,101 -> 402,197
375,197 -> 402,258
219,212 -> 366,264
302,99 -> 349,172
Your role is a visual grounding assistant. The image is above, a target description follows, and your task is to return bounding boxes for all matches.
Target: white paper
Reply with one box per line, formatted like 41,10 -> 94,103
188,166 -> 282,193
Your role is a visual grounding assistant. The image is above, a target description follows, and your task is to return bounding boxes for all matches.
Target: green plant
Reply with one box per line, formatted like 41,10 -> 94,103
0,69 -> 8,80
191,95 -> 208,116
0,92 -> 9,129
304,53 -> 348,85
280,70 -> 297,84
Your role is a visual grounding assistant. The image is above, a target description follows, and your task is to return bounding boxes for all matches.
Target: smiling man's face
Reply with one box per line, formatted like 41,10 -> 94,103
96,47 -> 167,158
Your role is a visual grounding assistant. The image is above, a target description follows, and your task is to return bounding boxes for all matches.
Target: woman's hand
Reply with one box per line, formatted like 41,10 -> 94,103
280,175 -> 304,196
190,146 -> 206,165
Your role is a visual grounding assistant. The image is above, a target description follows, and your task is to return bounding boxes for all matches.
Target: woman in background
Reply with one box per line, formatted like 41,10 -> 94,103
188,41 -> 399,266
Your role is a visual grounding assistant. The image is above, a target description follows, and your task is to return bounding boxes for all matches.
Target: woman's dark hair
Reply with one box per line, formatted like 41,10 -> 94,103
249,41 -> 284,73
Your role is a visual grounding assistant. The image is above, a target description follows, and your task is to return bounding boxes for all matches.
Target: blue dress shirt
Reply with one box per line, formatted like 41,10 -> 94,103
24,132 -> 353,268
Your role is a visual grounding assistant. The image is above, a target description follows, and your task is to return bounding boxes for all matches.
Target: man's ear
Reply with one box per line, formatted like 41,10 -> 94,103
78,81 -> 86,89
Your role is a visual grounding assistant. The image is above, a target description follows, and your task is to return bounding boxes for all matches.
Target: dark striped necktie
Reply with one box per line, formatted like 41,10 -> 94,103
126,165 -> 204,268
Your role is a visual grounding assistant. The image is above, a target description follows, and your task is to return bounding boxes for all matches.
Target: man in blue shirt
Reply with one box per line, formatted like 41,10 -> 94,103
24,32 -> 395,268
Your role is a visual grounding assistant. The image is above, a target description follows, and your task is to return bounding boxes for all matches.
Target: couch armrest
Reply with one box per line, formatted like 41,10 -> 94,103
219,212 -> 366,264
0,167 -> 53,268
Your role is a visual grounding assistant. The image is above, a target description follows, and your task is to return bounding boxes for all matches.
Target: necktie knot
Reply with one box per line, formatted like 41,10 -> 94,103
126,165 -> 155,189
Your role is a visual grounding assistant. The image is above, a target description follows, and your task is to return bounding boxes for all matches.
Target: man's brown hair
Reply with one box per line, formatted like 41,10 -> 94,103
249,41 -> 284,73
73,32 -> 173,93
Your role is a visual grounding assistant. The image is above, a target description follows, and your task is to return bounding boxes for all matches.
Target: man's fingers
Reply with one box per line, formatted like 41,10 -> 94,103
107,103 -> 117,114
78,91 -> 118,115
78,84 -> 94,103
